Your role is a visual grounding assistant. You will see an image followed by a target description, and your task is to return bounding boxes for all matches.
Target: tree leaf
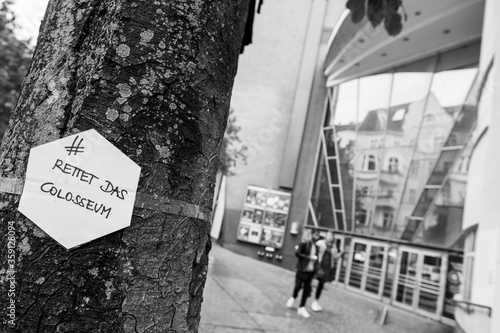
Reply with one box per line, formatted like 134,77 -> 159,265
347,0 -> 366,24
385,13 -> 403,36
367,0 -> 384,28
347,0 -> 405,36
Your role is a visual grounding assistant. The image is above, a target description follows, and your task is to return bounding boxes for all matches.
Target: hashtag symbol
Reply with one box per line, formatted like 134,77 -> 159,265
65,136 -> 85,155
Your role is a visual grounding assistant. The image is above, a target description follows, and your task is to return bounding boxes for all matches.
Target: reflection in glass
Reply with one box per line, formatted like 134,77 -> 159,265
444,103 -> 477,148
354,150 -> 382,234
416,202 -> 464,247
417,255 -> 442,313
313,51 -> 478,243
415,143 -> 470,246
358,74 -> 392,122
354,74 -> 392,234
396,251 -> 418,305
379,72 -> 431,237
328,158 -> 339,185
428,150 -> 460,185
365,246 -> 385,295
412,188 -> 439,217
349,242 -> 366,289
339,237 -> 352,283
431,68 -> 477,108
383,247 -> 398,298
336,212 -> 344,231
324,128 -> 337,156
306,207 -> 315,227
390,72 -> 433,106
310,144 -> 336,229
332,187 -> 342,210
334,80 -> 358,231
401,218 -> 422,241
396,68 -> 478,239
331,237 -> 344,281
396,90 -> 454,238
329,80 -> 358,127
412,93 -> 455,168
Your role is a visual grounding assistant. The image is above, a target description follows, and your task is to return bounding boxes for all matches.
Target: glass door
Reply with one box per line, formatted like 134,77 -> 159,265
337,237 -> 351,284
331,235 -> 345,283
394,249 -> 418,308
417,253 -> 444,315
365,244 -> 387,296
348,242 -> 366,289
346,239 -> 388,298
393,247 -> 446,318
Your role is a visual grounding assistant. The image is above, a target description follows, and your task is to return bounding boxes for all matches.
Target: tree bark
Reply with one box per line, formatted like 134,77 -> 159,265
0,0 -> 249,332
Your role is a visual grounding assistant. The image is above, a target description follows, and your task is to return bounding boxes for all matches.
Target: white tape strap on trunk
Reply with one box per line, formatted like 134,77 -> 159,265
0,178 -> 211,222
0,177 -> 23,195
133,192 -> 211,222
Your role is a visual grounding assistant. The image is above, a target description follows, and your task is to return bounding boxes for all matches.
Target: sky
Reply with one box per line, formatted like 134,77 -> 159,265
333,68 -> 478,126
10,0 -> 48,44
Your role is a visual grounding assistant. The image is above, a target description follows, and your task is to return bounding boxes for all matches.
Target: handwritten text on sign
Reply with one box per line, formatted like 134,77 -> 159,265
18,129 -> 141,249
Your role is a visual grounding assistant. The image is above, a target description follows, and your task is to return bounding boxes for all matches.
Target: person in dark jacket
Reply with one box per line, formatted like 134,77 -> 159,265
286,229 -> 320,318
311,231 -> 344,312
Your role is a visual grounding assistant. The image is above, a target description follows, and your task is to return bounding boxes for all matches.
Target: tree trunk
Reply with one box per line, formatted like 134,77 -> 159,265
0,0 -> 249,332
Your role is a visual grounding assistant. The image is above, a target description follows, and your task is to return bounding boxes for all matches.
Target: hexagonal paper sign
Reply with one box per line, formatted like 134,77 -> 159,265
19,129 -> 141,249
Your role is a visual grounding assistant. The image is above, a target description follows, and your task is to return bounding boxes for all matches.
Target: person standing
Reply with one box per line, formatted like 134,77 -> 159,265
286,229 -> 320,318
311,231 -> 343,312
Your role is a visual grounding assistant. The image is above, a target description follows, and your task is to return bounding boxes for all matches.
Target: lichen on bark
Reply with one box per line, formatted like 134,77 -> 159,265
0,0 -> 250,332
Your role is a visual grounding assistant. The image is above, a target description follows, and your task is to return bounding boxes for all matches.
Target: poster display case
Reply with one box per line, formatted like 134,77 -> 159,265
236,185 -> 291,249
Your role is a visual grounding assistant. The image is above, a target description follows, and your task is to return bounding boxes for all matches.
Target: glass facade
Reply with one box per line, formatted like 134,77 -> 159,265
309,47 -> 479,247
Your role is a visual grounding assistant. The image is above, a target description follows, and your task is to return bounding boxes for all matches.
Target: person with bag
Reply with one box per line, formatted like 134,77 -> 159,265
311,230 -> 344,312
286,229 -> 320,318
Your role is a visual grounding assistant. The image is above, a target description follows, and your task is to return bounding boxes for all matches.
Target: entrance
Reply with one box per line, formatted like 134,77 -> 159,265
346,239 -> 388,298
393,247 -> 446,319
331,234 -> 345,283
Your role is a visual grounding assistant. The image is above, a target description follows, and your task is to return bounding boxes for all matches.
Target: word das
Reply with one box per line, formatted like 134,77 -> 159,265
100,180 -> 128,200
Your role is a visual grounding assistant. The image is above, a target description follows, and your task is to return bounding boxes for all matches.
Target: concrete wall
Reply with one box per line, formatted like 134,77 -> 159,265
227,0 -> 311,209
220,0 -> 345,268
221,0 -> 313,263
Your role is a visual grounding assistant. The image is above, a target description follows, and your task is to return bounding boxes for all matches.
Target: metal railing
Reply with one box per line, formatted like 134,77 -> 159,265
454,300 -> 492,317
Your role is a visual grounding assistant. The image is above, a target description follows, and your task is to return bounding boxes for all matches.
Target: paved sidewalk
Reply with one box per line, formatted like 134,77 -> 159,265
199,243 -> 454,333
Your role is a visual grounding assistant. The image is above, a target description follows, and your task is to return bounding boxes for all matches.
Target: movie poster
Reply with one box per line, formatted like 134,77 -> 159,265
237,186 -> 291,249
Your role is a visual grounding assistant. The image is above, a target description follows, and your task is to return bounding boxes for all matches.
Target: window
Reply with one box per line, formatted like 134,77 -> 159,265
448,133 -> 458,146
382,212 -> 393,228
457,156 -> 469,173
356,209 -> 367,225
410,161 -> 419,177
434,135 -> 445,151
442,161 -> 453,173
424,114 -> 435,122
362,154 -> 377,171
463,229 -> 476,301
388,157 -> 399,173
409,189 -> 417,204
391,108 -> 406,121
